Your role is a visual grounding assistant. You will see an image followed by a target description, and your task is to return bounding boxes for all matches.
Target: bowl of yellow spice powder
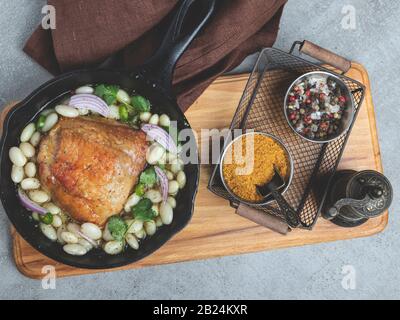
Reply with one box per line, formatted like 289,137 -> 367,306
220,132 -> 293,205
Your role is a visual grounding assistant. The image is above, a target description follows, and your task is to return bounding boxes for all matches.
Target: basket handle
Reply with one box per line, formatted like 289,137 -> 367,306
290,40 -> 352,74
236,204 -> 290,235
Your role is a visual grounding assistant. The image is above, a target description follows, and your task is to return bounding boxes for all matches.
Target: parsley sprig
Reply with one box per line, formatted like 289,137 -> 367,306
131,198 -> 157,221
139,167 -> 157,188
107,216 -> 128,241
94,84 -> 119,105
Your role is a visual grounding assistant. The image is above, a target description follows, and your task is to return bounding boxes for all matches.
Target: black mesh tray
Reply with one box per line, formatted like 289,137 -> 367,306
207,45 -> 366,230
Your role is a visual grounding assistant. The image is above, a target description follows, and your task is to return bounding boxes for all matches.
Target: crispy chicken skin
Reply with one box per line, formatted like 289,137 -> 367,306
37,116 -> 148,226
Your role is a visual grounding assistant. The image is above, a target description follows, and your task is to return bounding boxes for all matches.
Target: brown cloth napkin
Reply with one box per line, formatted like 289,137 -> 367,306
24,0 -> 287,112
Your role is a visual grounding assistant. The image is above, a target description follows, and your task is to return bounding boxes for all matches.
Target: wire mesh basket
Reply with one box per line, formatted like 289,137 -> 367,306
208,42 -> 366,230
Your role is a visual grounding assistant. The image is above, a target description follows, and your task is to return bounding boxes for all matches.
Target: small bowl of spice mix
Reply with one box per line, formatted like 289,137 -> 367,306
284,71 -> 355,143
220,132 -> 293,205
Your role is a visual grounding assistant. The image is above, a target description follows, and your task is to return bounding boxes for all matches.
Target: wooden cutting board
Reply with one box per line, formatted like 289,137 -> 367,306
3,62 -> 387,279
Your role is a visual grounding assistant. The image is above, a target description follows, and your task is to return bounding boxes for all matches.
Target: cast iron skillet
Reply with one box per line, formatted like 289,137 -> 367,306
0,0 -> 215,269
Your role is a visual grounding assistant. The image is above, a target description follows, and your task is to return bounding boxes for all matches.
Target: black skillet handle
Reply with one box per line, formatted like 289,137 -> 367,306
137,0 -> 216,97
270,189 -> 301,229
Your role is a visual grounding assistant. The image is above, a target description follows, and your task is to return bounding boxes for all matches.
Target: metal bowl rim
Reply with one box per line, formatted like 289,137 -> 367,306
283,70 -> 356,144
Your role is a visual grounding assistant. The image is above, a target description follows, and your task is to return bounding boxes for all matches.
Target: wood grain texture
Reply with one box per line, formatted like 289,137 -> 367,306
4,62 -> 387,279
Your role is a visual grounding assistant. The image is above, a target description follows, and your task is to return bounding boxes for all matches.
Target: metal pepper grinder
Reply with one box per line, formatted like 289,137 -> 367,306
323,170 -> 393,227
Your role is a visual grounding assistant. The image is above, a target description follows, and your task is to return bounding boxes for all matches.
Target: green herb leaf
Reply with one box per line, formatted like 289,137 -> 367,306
36,115 -> 46,131
107,216 -> 128,241
119,105 -> 129,122
131,95 -> 151,112
128,113 -> 140,127
119,102 -> 139,127
135,183 -> 146,196
139,167 -> 157,188
131,198 -> 157,221
95,84 -> 119,105
40,212 -> 53,225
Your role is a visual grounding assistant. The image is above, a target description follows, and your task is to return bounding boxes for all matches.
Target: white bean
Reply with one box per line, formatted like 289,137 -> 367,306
134,229 -> 146,239
124,193 -> 141,212
146,143 -> 165,165
67,222 -> 81,236
140,112 -> 152,122
148,114 -> 159,125
158,152 -> 167,166
56,225 -> 67,244
159,114 -> 171,127
166,170 -> 174,181
80,223 -> 102,240
61,231 -> 79,244
176,171 -> 186,189
78,108 -> 90,115
24,162 -> 37,178
155,216 -> 163,227
144,189 -> 162,204
160,202 -> 173,225
168,181 -> 179,195
40,223 -> 57,241
28,190 -> 49,203
152,204 -> 160,216
11,165 -> 24,183
166,152 -> 177,164
43,202 -> 61,215
127,219 -> 143,234
167,196 -> 176,209
170,160 -> 184,175
20,123 -> 36,142
21,178 -> 41,190
102,223 -> 114,241
116,89 -> 131,104
55,105 -> 79,118
108,105 -> 120,120
42,113 -> 58,132
9,147 -> 27,167
32,212 -> 40,222
30,132 -> 41,147
51,215 -> 63,228
78,238 -> 93,251
126,234 -> 139,250
144,221 -> 156,236
75,86 -> 94,94
103,241 -> 124,255
19,142 -> 35,158
63,244 -> 87,256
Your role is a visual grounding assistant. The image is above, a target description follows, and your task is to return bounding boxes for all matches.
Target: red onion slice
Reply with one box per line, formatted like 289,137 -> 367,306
69,101 -> 108,116
18,189 -> 48,215
69,94 -> 110,117
141,124 -> 177,154
155,166 -> 169,203
70,96 -> 109,115
70,94 -> 108,108
70,94 -> 106,107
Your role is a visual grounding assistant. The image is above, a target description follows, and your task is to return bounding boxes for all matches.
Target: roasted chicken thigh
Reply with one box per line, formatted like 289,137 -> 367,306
37,116 -> 148,226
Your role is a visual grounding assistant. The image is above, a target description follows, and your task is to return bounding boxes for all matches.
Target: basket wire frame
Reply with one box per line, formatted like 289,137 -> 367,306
208,47 -> 366,230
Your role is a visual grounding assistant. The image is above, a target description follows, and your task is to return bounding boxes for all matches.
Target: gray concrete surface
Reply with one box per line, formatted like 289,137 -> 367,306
0,0 -> 399,300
